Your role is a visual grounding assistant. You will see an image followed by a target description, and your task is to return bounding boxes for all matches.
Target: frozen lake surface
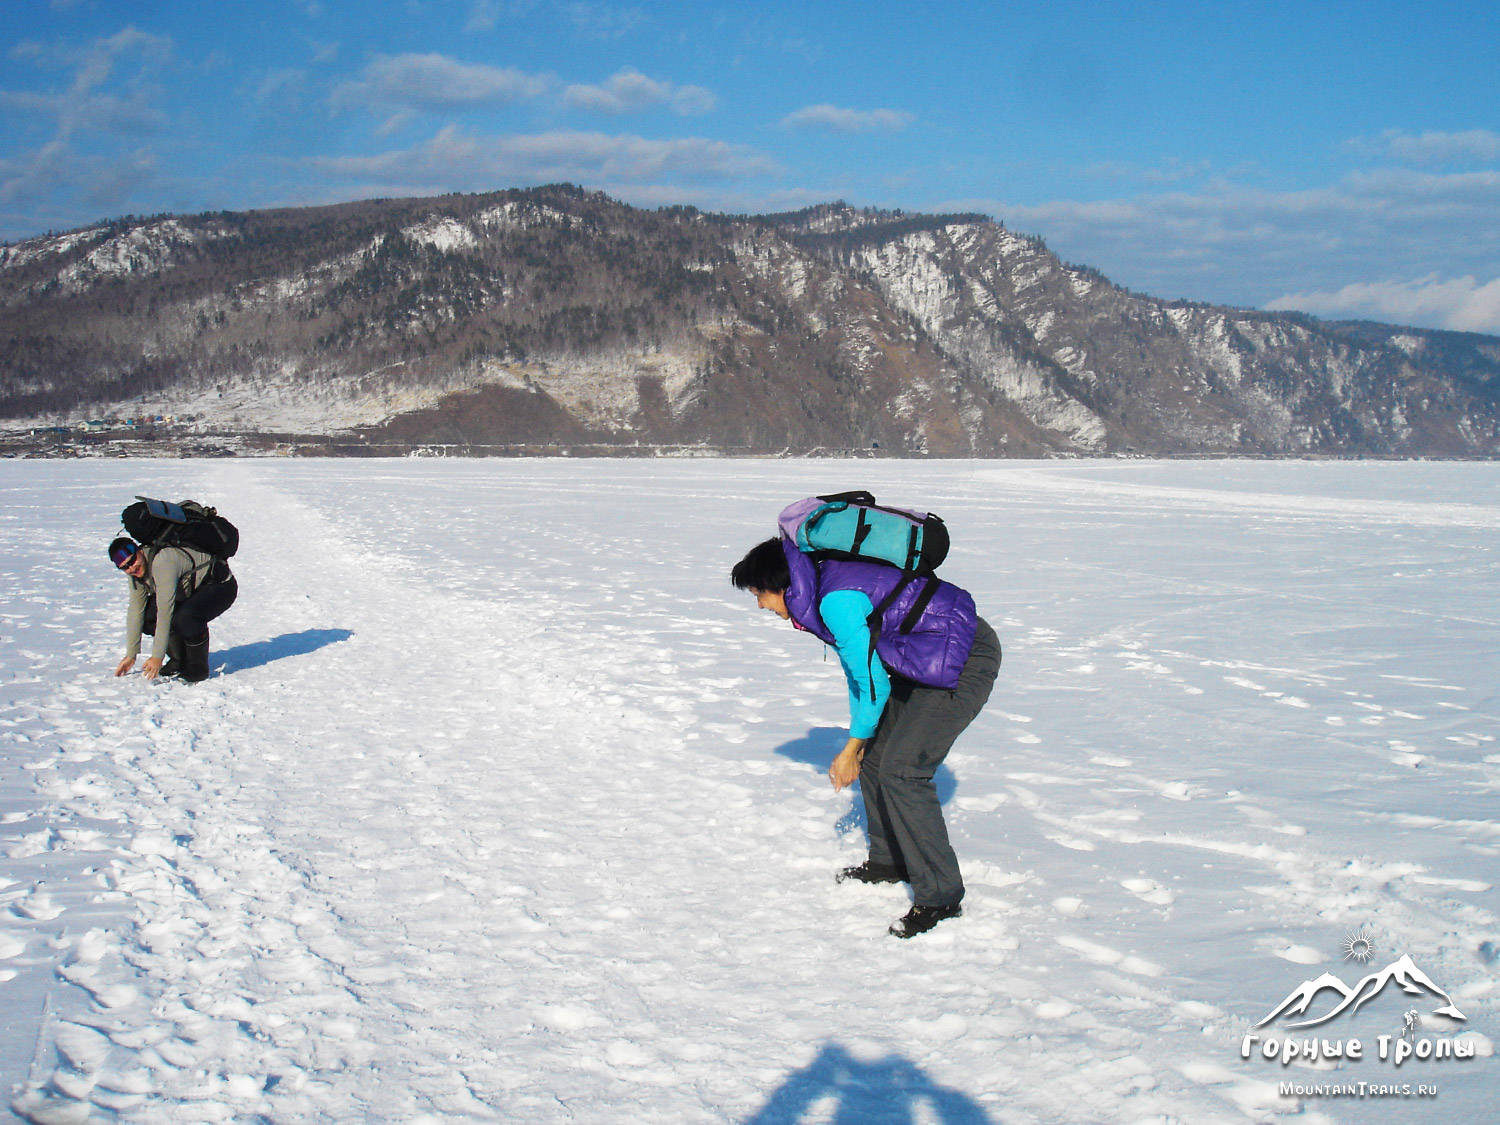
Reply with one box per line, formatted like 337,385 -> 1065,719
2,457 -> 1497,1123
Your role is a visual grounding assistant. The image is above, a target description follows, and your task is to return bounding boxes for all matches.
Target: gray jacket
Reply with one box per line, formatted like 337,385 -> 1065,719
125,545 -> 220,660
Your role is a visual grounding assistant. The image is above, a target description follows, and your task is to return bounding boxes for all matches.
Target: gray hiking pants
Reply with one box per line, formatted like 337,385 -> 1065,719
859,617 -> 1001,907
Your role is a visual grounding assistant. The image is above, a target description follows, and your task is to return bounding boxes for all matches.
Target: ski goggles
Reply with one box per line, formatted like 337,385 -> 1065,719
111,543 -> 139,569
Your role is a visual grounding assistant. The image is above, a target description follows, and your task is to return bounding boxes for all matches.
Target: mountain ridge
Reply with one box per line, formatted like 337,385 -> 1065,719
3,185 -> 1498,457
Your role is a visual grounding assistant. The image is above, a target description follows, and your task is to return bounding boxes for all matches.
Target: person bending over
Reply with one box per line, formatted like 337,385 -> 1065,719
731,536 -> 1000,938
110,536 -> 237,683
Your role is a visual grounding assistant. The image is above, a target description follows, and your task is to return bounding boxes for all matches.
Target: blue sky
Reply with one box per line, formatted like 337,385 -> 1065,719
4,0 -> 1500,332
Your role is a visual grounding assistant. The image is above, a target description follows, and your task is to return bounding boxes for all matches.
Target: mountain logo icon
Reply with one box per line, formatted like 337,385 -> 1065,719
1256,954 -> 1467,1030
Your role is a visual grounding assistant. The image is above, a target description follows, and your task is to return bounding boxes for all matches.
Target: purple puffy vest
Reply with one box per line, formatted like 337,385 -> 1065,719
780,539 -> 978,689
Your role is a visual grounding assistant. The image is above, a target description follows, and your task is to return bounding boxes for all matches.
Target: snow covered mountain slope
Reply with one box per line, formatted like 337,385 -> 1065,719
1,459 -> 1497,1123
3,188 -> 1499,456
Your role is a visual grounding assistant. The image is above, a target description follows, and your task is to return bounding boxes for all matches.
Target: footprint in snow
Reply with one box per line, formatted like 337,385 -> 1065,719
953,794 -> 1007,813
1407,873 -> 1492,892
11,887 -> 63,921
1151,781 -> 1194,802
1174,1000 -> 1222,1021
58,963 -> 139,1009
1233,805 -> 1307,836
1121,878 -> 1176,906
1056,933 -> 1164,977
1273,944 -> 1324,965
53,1021 -> 114,1072
1389,741 -> 1427,767
1031,999 -> 1075,1020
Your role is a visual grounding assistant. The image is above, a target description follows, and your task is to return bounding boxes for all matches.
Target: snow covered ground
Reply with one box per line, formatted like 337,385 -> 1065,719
1,457 -> 1497,1124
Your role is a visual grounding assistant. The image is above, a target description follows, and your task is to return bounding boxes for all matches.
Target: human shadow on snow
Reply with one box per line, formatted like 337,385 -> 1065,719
213,628 -> 355,675
744,1042 -> 992,1124
774,726 -> 959,836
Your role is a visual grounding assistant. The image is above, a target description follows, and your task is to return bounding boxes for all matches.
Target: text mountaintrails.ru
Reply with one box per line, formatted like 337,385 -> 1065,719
1278,1082 -> 1439,1099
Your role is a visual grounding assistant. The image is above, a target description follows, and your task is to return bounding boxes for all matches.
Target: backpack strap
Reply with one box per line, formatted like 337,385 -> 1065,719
852,508 -> 873,554
151,542 -> 215,597
859,572 -> 943,691
862,571 -> 915,696
817,490 -> 877,506
898,576 -> 941,635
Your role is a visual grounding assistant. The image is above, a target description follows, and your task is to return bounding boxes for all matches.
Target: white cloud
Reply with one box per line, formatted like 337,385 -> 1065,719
0,27 -> 171,235
1082,158 -> 1212,185
600,183 -> 835,215
780,104 -> 913,134
563,69 -> 714,116
944,162 -> 1500,329
305,125 -> 778,189
1267,275 -> 1500,334
465,1 -> 499,32
565,2 -> 647,39
0,138 -> 157,213
80,147 -> 158,210
0,139 -> 78,207
332,54 -> 548,114
464,1 -> 536,33
0,27 -> 173,139
255,68 -> 308,105
1366,129 -> 1500,166
376,111 -> 417,138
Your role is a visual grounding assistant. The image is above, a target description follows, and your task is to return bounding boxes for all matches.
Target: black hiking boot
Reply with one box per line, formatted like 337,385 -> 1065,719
836,861 -> 907,885
180,628 -> 211,683
889,903 -> 963,939
159,633 -> 186,679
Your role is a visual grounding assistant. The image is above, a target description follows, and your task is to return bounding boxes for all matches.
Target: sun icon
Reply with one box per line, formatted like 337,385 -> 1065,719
1342,926 -> 1378,963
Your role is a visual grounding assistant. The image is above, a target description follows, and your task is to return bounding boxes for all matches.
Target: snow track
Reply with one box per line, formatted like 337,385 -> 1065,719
2,459 -> 1497,1123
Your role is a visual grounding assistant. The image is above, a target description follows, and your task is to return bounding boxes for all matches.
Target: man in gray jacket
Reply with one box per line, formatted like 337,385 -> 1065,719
109,537 -> 237,683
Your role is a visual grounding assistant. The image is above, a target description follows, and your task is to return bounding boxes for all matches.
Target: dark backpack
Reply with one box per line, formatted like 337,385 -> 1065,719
122,496 -> 239,559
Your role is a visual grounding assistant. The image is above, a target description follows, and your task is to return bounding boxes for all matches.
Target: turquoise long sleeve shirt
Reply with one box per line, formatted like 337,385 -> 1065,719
819,589 -> 891,739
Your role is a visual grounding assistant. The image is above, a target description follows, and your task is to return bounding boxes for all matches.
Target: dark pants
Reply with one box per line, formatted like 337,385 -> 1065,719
859,617 -> 1001,907
143,575 -> 238,644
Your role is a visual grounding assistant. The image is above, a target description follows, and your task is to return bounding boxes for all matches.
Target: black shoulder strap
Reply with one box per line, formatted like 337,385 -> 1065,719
852,508 -> 873,555
898,576 -> 940,635
862,571 -> 914,696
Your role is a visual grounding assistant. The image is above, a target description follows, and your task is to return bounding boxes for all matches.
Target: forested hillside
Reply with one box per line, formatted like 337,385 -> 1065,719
4,185 -> 1498,456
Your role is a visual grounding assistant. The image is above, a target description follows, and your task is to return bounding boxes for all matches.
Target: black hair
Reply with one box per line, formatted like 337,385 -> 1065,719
730,537 -> 791,592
